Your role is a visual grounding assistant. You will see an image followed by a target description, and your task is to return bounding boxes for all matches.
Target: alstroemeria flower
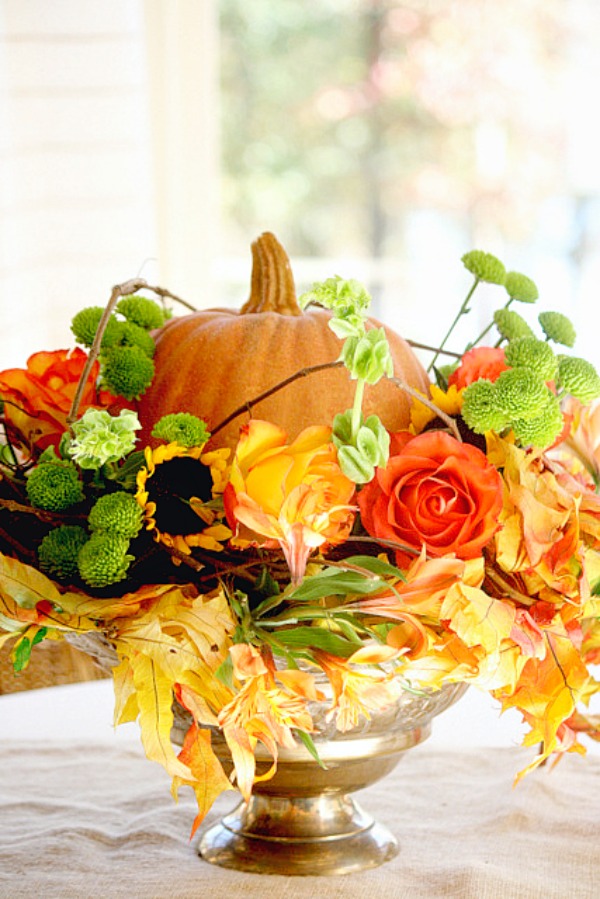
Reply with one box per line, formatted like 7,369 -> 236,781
135,441 -> 231,557
217,644 -> 321,800
358,431 -> 504,565
315,646 -> 403,732
0,348 -> 115,452
550,396 -> 600,489
448,346 -> 508,390
224,420 -> 356,584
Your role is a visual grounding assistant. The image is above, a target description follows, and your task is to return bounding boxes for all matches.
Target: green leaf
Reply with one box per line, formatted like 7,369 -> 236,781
214,654 -> 234,689
295,730 -> 328,769
289,569 -> 385,603
274,626 -> 357,657
341,554 -> 406,580
12,635 -> 32,672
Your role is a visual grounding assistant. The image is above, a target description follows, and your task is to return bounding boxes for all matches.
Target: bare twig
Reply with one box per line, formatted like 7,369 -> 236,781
387,376 -> 462,442
66,279 -> 197,428
211,360 -> 345,437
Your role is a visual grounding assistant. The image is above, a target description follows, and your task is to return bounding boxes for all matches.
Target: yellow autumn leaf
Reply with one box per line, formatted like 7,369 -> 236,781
441,582 -> 515,654
129,653 -> 190,780
112,658 -> 139,726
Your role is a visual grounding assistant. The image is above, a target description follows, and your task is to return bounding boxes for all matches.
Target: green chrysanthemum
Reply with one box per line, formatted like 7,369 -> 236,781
26,461 -> 85,511
558,356 -> 600,404
152,413 -> 211,448
460,380 -> 508,434
504,271 -> 539,303
71,307 -> 121,348
511,391 -> 564,449
117,295 -> 166,330
88,491 -> 144,539
112,320 -> 156,358
461,250 -> 506,285
101,345 -> 155,400
38,525 -> 88,579
504,337 -> 557,380
494,367 -> 549,421
538,311 -> 576,348
493,308 -> 535,342
78,532 -> 134,588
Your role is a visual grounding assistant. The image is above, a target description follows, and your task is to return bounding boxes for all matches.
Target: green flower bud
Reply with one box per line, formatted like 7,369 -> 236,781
26,461 -> 85,511
112,320 -> 156,358
493,308 -> 535,342
152,413 -> 210,448
70,307 -> 121,348
504,271 -> 539,303
341,328 -> 393,384
557,356 -> 600,404
117,295 -> 166,330
68,408 -> 141,470
495,368 -> 549,421
299,276 -> 371,319
332,412 -> 389,484
78,533 -> 134,588
88,491 -> 143,539
504,337 -> 557,381
460,380 -> 507,434
101,345 -> 155,400
538,311 -> 576,348
461,250 -> 506,285
511,391 -> 564,449
38,525 -> 88,579
336,445 -> 375,485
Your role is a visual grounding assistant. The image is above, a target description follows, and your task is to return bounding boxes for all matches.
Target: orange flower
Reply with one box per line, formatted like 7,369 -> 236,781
217,644 -> 321,800
448,346 -> 508,390
0,348 -> 114,452
358,431 -> 503,565
224,420 -> 356,583
315,646 -> 403,732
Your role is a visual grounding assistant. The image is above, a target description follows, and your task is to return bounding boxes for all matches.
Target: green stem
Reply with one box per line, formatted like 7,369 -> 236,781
428,277 -> 480,373
469,298 -> 515,351
351,378 -> 366,441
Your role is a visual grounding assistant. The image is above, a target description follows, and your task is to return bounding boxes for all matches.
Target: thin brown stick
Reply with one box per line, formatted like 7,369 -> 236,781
388,377 -> 462,442
211,360 -> 346,437
407,340 -> 462,359
66,279 -> 198,428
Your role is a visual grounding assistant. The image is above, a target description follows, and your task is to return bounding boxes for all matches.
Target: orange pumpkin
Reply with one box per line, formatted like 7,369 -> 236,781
137,233 -> 429,450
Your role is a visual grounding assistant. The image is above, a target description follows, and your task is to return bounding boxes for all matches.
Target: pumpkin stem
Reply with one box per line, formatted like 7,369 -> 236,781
240,232 -> 302,316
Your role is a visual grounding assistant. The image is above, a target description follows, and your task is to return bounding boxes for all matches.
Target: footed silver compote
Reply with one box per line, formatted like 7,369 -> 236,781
190,681 -> 466,876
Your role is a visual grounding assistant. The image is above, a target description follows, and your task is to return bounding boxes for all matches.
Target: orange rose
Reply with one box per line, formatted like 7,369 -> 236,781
448,346 -> 508,390
358,431 -> 503,564
0,348 -> 114,452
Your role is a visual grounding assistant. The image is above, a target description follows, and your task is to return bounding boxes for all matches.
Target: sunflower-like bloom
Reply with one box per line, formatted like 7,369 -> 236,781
224,420 -> 356,584
135,441 -> 231,557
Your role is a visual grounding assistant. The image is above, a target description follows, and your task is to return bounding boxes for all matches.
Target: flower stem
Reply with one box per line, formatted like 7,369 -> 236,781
428,277 -> 479,373
351,378 -> 366,441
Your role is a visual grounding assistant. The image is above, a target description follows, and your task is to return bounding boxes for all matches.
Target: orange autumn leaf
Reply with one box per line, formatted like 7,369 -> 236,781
172,723 -> 234,837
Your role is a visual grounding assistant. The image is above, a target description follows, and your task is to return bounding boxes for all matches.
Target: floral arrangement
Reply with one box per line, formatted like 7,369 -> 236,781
1,248 -> 600,836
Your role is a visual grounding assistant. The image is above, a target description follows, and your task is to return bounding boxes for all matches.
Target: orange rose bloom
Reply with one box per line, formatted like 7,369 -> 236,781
0,348 -> 113,452
448,346 -> 508,390
358,431 -> 503,565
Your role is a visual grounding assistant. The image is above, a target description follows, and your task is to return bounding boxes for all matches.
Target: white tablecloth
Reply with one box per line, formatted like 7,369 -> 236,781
1,681 -> 598,898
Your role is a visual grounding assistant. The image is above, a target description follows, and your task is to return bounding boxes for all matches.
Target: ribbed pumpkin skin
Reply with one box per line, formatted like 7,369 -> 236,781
137,305 -> 429,451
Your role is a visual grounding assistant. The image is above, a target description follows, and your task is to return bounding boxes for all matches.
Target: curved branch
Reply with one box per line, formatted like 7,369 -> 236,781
211,360 -> 345,437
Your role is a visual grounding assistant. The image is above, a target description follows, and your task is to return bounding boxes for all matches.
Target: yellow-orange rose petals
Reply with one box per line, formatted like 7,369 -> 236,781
224,420 -> 356,583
